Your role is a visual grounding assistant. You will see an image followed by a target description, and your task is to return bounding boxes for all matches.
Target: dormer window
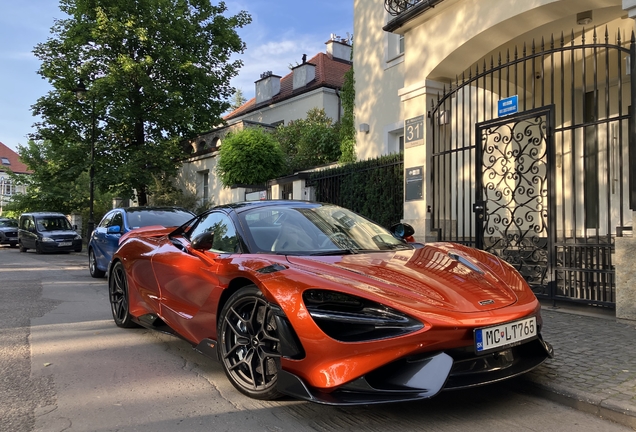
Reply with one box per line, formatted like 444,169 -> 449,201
1,157 -> 10,165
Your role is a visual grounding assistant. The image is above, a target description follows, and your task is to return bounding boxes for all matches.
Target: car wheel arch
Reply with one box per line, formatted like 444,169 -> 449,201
216,277 -> 268,322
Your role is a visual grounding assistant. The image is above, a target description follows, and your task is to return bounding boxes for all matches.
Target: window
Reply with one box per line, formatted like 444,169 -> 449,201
0,178 -> 14,195
98,212 -> 114,228
189,212 -> 238,253
399,34 -> 405,55
203,172 -> 209,201
110,212 -> 124,230
1,157 -> 10,165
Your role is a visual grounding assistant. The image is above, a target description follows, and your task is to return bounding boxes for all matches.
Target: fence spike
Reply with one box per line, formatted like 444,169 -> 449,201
605,26 -> 609,44
514,45 -> 518,60
560,31 -> 565,48
523,42 -> 527,57
550,34 -> 554,50
582,28 -> 586,44
593,26 -> 597,44
498,52 -> 501,66
631,30 -> 635,44
541,37 -> 545,52
617,29 -> 622,46
571,29 -> 575,46
532,39 -> 536,54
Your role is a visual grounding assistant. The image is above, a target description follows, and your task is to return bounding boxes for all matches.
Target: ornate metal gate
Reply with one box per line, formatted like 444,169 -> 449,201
429,28 -> 634,307
475,107 -> 555,293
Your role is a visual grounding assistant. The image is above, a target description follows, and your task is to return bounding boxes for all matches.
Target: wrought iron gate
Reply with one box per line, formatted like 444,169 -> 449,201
475,107 -> 555,294
429,28 -> 633,307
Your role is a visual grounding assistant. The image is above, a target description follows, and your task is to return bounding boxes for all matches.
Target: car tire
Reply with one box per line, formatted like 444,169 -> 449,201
89,249 -> 106,278
19,242 -> 27,253
75,245 -> 82,253
35,242 -> 43,254
217,285 -> 283,400
108,261 -> 138,328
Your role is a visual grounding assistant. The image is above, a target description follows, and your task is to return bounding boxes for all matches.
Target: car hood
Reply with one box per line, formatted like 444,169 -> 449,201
285,243 -> 520,313
0,227 -> 17,232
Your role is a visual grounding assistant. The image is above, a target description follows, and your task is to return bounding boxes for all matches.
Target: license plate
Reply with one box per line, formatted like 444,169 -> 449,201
474,317 -> 537,353
59,242 -> 72,247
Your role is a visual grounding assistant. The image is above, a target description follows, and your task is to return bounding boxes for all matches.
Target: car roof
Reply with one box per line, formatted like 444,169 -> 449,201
112,206 -> 194,214
20,212 -> 67,217
217,200 -> 322,212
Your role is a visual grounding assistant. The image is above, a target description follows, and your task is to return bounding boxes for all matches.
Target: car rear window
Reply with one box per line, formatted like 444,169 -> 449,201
125,209 -> 194,229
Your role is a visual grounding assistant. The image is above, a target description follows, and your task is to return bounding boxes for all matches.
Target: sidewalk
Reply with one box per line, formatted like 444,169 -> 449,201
521,302 -> 636,429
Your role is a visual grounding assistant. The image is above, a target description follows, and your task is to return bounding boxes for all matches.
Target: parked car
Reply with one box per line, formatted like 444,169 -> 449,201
18,212 -> 82,253
88,206 -> 195,278
108,200 -> 553,404
0,217 -> 19,247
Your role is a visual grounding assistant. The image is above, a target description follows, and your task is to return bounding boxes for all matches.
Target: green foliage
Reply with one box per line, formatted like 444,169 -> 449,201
274,108 -> 341,173
216,128 -> 287,186
309,153 -> 404,228
31,0 -> 251,206
339,54 -> 356,163
230,88 -> 247,111
147,175 -> 213,214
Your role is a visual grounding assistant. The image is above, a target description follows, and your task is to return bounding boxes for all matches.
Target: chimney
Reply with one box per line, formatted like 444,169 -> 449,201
255,71 -> 281,104
326,38 -> 352,62
292,57 -> 316,90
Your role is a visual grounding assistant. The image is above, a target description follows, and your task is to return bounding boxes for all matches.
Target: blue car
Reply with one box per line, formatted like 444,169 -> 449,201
88,206 -> 195,278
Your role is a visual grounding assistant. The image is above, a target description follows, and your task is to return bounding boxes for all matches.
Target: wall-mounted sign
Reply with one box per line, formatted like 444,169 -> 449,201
405,166 -> 424,201
404,115 -> 424,148
498,95 -> 518,117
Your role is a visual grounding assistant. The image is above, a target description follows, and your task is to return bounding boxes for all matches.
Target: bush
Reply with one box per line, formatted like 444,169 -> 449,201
216,128 -> 287,186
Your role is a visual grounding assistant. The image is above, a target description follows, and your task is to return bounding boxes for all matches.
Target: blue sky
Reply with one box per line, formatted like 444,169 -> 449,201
0,1 -> 353,152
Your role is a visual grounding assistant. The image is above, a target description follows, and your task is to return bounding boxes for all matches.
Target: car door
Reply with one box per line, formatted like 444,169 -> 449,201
91,211 -> 114,267
151,211 -> 240,344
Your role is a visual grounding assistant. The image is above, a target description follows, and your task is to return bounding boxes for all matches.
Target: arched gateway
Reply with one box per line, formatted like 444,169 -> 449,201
428,28 -> 635,307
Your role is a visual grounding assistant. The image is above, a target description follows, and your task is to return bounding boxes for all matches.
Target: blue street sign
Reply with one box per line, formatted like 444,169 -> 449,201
498,95 -> 518,117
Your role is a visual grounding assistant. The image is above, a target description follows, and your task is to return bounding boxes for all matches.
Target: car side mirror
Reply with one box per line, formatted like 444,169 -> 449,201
107,226 -> 122,235
191,231 -> 215,251
390,222 -> 415,239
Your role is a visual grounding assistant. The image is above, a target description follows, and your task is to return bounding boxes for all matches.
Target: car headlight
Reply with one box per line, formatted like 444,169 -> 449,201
74,234 -> 82,240
41,237 -> 55,242
303,289 -> 423,342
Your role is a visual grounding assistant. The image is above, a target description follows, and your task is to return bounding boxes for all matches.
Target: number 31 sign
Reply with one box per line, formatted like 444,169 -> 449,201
404,115 -> 424,148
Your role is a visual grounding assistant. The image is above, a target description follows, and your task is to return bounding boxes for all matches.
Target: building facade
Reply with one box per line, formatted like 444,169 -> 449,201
177,38 -> 353,206
0,142 -> 29,215
354,0 -> 636,316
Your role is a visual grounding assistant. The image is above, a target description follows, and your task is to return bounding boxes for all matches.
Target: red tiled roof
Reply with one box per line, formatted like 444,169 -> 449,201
225,51 -> 352,120
0,141 -> 31,174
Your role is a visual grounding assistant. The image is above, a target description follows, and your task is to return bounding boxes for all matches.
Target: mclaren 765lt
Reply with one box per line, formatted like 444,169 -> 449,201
108,200 -> 553,405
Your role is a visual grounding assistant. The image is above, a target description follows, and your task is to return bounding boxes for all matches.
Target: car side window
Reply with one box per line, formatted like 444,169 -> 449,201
98,213 -> 114,228
189,212 -> 239,253
110,212 -> 123,229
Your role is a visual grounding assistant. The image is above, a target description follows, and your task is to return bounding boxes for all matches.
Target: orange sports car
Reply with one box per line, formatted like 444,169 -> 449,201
108,200 -> 553,405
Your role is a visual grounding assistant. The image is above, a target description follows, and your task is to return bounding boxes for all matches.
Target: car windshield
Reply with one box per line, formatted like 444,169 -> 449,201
125,208 -> 194,229
239,204 -> 411,254
0,219 -> 17,228
36,217 -> 73,231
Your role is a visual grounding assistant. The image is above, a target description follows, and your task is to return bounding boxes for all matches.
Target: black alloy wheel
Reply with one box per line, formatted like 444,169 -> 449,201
109,261 -> 137,328
89,249 -> 106,278
218,285 -> 283,400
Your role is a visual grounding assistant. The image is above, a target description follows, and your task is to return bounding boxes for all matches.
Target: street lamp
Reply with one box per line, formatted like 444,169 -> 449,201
73,78 -> 96,237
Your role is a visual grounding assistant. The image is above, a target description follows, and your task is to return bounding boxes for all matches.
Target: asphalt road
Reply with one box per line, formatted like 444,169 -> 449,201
0,246 -> 632,432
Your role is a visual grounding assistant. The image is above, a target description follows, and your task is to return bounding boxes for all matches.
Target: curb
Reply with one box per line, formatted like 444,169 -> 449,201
522,378 -> 636,429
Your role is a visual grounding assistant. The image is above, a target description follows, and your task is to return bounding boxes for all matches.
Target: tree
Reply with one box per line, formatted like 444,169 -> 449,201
216,128 -> 286,186
31,0 -> 251,206
230,88 -> 247,111
274,108 -> 341,173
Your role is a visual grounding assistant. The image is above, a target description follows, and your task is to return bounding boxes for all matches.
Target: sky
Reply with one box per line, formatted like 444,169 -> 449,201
0,1 -> 353,152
